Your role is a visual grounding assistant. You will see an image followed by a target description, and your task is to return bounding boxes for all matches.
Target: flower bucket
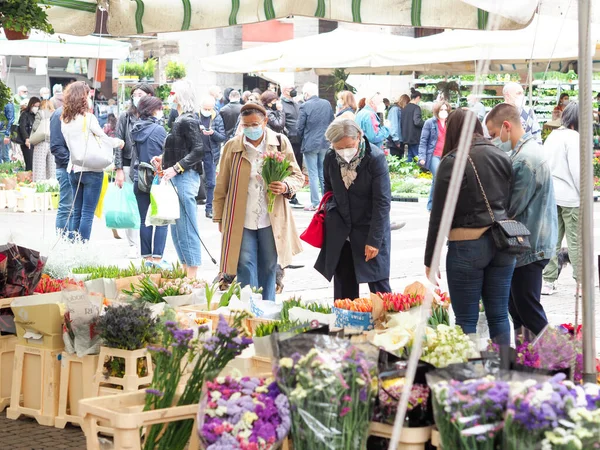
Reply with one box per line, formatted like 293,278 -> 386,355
50,192 -> 59,209
0,177 -> 16,190
253,335 -> 274,359
369,422 -> 432,449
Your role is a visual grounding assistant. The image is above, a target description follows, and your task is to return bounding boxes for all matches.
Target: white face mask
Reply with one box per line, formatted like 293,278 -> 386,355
42,94 -> 50,100
513,94 -> 525,109
335,148 -> 358,163
155,110 -> 164,120
200,109 -> 212,117
132,97 -> 141,108
438,110 -> 449,120
31,107 -> 39,114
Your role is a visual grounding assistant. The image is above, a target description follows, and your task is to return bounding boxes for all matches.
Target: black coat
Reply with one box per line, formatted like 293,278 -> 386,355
400,103 -> 424,145
18,111 -> 35,143
219,101 -> 242,139
162,113 -> 204,173
315,139 -> 392,283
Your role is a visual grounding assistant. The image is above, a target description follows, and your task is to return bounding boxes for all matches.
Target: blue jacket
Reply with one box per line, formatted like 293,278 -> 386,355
131,117 -> 167,183
388,105 -> 402,144
50,107 -> 70,169
0,102 -> 15,137
418,118 -> 440,170
296,96 -> 334,153
355,105 -> 390,149
508,133 -> 558,268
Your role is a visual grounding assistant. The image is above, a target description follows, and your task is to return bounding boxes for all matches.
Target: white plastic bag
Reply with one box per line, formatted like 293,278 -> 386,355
147,178 -> 180,225
288,306 -> 335,326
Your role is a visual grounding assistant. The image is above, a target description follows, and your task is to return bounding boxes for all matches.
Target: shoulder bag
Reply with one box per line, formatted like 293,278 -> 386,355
29,115 -> 50,146
70,114 -> 114,170
468,156 -> 531,255
300,191 -> 334,248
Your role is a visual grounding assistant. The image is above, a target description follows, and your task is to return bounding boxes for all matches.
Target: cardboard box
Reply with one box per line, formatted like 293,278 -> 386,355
10,293 -> 65,350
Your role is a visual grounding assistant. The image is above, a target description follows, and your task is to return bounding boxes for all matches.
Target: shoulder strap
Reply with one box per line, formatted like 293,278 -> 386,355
467,156 -> 496,222
276,133 -> 282,151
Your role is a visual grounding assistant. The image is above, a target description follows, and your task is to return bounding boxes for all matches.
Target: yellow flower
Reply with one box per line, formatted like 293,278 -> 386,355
255,385 -> 268,393
279,357 -> 294,369
356,378 -> 365,386
242,411 -> 258,426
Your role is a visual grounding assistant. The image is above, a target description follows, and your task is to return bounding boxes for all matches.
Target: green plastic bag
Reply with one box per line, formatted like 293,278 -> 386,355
104,183 -> 141,229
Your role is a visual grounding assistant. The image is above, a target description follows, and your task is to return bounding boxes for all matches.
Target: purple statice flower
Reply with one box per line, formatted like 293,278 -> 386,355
359,388 -> 368,402
164,320 -> 177,329
146,345 -> 172,356
145,388 -> 164,397
171,328 -> 193,347
216,316 -> 234,337
206,433 -> 238,450
203,336 -> 220,353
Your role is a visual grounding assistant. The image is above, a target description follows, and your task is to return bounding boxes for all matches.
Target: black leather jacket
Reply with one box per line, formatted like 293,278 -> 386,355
114,111 -> 137,169
162,112 -> 204,173
219,101 -> 242,139
281,97 -> 300,144
424,137 -> 514,267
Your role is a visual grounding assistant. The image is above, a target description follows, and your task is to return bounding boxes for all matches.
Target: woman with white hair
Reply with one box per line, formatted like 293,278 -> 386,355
542,102 -> 580,295
152,80 -> 204,278
314,119 -> 392,299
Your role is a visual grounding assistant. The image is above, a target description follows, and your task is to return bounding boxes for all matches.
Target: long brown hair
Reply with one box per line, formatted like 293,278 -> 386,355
61,81 -> 90,124
339,90 -> 357,111
398,94 -> 410,108
442,109 -> 484,157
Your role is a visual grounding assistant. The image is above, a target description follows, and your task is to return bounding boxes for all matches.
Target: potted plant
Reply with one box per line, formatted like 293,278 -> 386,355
165,61 -> 186,82
0,0 -> 54,40
118,62 -> 143,82
142,58 -> 157,82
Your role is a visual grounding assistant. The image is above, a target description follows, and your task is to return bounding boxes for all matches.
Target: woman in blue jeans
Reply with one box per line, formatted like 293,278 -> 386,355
131,96 -> 169,265
60,82 -> 124,241
424,109 -> 516,344
154,80 -> 204,279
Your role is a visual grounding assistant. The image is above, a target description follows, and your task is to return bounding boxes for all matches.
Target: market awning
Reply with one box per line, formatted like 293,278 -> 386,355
0,29 -> 130,59
42,0 -> 535,37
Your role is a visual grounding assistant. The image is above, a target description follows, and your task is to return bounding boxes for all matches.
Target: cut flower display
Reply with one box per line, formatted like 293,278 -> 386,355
199,376 -> 291,450
261,150 -> 291,213
416,324 -> 479,368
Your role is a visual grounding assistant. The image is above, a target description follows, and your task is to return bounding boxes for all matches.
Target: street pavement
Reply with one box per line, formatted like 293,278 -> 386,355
0,193 -> 599,448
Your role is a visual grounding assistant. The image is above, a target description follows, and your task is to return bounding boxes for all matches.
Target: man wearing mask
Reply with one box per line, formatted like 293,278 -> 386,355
467,94 -> 486,122
486,103 -> 558,336
50,84 -> 64,109
219,90 -> 242,140
199,96 -> 227,218
13,85 -> 28,123
209,85 -> 224,112
281,84 -> 303,207
39,87 -> 51,101
355,91 -> 390,150
115,83 -> 154,257
502,82 -> 542,144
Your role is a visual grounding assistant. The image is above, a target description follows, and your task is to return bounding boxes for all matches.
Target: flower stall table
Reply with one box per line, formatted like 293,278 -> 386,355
369,422 -> 433,450
0,334 -> 17,412
93,347 -> 154,395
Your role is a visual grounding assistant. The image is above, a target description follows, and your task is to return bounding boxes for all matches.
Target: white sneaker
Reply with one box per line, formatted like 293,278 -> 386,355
127,246 -> 140,259
541,281 -> 556,296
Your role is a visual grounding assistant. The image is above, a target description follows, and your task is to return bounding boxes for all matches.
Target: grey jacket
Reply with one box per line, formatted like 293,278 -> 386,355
296,96 -> 334,153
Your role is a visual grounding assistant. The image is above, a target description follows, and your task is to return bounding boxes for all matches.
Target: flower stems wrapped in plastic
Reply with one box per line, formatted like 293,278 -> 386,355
261,150 -> 291,213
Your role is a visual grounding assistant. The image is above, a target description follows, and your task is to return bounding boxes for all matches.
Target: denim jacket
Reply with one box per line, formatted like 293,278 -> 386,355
508,133 -> 558,267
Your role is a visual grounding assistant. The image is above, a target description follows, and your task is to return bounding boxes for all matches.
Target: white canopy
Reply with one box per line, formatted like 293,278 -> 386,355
0,29 -> 130,60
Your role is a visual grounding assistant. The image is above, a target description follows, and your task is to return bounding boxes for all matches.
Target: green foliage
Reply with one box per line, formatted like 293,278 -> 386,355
0,0 -> 54,35
0,161 -> 23,175
219,281 -> 242,307
280,297 -> 331,322
324,68 -> 356,95
71,262 -> 161,280
165,61 -> 186,80
0,80 -> 11,118
118,62 -> 144,77
155,84 -> 171,101
96,303 -> 159,350
204,282 -> 219,310
386,154 -> 422,176
142,58 -> 157,79
159,262 -> 186,279
254,319 -> 309,338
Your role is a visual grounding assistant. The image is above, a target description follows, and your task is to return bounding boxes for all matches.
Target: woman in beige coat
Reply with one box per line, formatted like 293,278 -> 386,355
213,103 -> 303,300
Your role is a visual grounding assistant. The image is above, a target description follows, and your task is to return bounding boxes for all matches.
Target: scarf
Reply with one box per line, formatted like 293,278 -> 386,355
335,141 -> 366,189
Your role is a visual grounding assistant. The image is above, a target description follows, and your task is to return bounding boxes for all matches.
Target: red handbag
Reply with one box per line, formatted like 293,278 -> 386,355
300,191 -> 334,248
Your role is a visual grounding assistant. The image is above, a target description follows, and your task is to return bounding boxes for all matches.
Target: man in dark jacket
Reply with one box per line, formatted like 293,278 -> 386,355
401,90 -> 424,161
49,106 -> 73,232
199,96 -> 227,218
281,84 -> 303,207
0,102 -> 14,163
219,90 -> 242,140
296,82 -> 334,209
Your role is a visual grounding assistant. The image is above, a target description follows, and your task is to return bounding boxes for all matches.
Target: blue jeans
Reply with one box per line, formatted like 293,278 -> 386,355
56,168 -> 74,232
304,149 -> 327,207
170,170 -> 201,267
69,171 -> 103,241
427,155 -> 441,211
407,144 -> 419,162
203,150 -> 216,213
237,227 -> 278,301
0,140 -> 10,163
134,184 -> 168,258
446,232 -> 516,344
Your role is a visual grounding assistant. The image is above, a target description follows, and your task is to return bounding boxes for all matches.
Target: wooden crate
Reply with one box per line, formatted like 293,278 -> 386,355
6,344 -> 61,426
369,422 -> 432,450
247,317 -> 276,335
93,347 -> 153,396
431,428 -> 441,449
0,335 -> 17,411
79,391 -> 200,450
55,353 -> 100,429
178,308 -> 253,334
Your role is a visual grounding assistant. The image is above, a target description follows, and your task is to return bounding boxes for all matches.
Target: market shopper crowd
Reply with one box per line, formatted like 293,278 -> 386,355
0,76 -> 584,338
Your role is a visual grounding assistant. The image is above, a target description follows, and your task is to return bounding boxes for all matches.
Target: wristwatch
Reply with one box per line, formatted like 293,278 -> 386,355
173,163 -> 184,174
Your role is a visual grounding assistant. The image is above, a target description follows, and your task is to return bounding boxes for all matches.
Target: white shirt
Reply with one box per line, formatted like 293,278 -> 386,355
544,127 -> 580,208
243,136 -> 271,230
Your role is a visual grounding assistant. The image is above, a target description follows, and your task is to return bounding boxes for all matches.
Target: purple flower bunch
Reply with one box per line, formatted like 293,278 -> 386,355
199,376 -> 291,450
431,377 -> 509,450
375,379 -> 430,426
504,373 -> 583,450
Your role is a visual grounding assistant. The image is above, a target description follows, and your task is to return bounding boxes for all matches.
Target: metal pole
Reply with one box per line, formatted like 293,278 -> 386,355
578,0 -> 596,383
528,59 -> 533,106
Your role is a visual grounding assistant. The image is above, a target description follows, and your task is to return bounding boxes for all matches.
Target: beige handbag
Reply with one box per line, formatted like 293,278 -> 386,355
29,114 -> 50,146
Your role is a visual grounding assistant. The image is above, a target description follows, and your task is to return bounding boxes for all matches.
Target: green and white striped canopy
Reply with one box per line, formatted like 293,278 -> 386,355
41,0 -> 535,37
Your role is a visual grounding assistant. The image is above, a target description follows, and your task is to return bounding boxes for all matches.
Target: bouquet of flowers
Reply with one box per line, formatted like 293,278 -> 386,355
0,243 -> 46,297
374,378 -> 430,426
379,292 -> 422,313
123,276 -> 205,304
275,334 -> 378,450
431,376 -> 510,450
416,324 -> 479,368
34,274 -> 81,293
199,376 -> 291,449
542,407 -> 600,449
261,150 -> 291,213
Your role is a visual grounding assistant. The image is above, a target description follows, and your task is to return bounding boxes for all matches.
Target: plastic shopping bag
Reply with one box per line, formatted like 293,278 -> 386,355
104,183 -> 141,229
147,177 -> 180,225
94,171 -> 109,218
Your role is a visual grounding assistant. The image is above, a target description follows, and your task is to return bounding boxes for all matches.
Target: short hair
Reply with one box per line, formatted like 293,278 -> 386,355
137,96 -> 164,119
339,91 -> 357,111
131,83 -> 155,97
410,89 -> 421,100
325,119 -> 362,144
432,101 -> 451,118
52,84 -> 63,94
172,79 -> 197,113
260,90 -> 279,106
561,102 -> 579,131
229,90 -> 241,101
559,92 -> 570,101
39,87 -> 50,97
242,90 -> 252,101
302,82 -> 318,98
502,82 -> 522,97
442,109 -> 484,157
486,103 -> 521,129
17,85 -> 27,94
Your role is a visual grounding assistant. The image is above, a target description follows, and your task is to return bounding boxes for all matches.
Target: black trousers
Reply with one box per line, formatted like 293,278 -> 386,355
389,142 -> 405,159
291,142 -> 303,170
333,241 -> 391,299
21,144 -> 33,171
509,259 -> 549,335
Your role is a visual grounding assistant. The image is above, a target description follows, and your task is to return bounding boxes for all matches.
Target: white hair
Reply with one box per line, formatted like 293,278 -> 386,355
229,90 -> 241,101
302,82 -> 318,98
172,79 -> 197,113
53,84 -> 63,94
325,119 -> 362,143
40,87 -> 50,97
17,85 -> 27,94
502,82 -> 522,97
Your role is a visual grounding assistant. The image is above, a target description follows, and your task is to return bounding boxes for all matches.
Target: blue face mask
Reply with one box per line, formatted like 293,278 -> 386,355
243,126 -> 264,141
491,126 -> 513,154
